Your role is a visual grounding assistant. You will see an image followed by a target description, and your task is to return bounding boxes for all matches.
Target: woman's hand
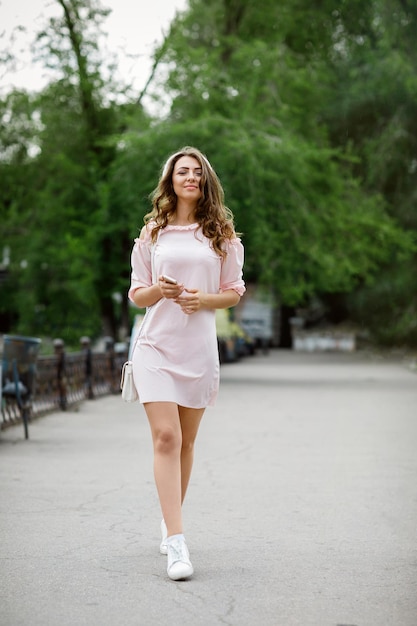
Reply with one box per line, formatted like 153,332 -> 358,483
175,288 -> 202,315
158,276 -> 184,300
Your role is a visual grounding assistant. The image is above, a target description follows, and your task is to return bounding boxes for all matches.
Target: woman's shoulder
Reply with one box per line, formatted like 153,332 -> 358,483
225,232 -> 243,247
134,221 -> 155,244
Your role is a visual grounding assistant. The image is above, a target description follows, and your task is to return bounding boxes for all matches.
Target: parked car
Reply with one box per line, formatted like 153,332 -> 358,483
215,310 -> 255,363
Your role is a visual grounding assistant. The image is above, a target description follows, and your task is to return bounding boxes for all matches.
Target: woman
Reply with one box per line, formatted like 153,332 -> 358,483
128,146 -> 245,580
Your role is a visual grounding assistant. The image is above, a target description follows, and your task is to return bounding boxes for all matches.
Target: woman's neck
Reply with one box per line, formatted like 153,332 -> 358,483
170,204 -> 197,226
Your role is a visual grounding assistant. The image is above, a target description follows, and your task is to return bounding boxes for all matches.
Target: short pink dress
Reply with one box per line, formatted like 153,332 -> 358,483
128,223 -> 245,408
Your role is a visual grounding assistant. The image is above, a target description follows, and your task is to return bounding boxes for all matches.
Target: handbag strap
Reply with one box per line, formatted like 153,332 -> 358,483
120,361 -> 131,388
150,226 -> 162,284
128,227 -> 162,361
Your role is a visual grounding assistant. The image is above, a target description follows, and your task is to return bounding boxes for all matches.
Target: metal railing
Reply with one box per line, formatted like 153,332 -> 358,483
1,350 -> 127,431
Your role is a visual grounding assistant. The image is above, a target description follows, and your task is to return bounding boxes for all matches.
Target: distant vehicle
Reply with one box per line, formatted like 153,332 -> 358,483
236,297 -> 274,350
215,309 -> 255,363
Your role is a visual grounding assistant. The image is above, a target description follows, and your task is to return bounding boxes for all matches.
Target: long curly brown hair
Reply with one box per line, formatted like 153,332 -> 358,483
144,146 -> 238,258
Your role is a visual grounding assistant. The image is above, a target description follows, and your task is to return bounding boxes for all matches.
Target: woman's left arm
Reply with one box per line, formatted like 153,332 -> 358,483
175,289 -> 240,315
202,290 -> 241,309
175,237 -> 245,314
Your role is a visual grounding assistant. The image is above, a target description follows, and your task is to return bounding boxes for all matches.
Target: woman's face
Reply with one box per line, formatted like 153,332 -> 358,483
172,155 -> 202,204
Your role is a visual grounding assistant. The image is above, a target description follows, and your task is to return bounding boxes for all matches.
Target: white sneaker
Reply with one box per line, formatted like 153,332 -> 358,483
166,535 -> 193,581
160,519 -> 168,555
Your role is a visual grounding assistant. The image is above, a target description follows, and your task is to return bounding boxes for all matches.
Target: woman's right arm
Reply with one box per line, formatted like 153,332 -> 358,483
128,226 -> 159,307
129,226 -> 183,307
131,283 -> 163,308
132,279 -> 184,308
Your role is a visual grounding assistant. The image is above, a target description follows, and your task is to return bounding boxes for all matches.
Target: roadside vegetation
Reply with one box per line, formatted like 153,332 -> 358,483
1,0 -> 416,348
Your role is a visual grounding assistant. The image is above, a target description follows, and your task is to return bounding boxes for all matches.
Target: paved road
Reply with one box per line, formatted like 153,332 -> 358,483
1,349 -> 416,626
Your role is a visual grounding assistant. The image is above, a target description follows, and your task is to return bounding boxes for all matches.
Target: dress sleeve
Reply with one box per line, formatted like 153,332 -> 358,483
220,238 -> 246,296
128,233 -> 153,303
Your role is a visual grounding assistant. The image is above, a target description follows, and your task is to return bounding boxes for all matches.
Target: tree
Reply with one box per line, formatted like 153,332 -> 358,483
1,0 -> 416,346
1,0 -> 151,343
137,0 -> 414,313
0,90 -> 40,331
320,0 -> 417,343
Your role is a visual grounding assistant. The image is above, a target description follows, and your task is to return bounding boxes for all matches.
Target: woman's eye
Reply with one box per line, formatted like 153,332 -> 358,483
175,169 -> 202,176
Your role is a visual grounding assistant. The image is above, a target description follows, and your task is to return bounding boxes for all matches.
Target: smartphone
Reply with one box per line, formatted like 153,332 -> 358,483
161,274 -> 178,285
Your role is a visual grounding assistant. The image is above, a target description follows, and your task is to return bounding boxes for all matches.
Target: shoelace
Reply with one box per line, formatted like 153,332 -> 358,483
168,539 -> 189,564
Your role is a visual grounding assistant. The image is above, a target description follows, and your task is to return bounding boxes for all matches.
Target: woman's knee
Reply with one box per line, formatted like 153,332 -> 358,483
181,438 -> 195,455
154,427 -> 181,455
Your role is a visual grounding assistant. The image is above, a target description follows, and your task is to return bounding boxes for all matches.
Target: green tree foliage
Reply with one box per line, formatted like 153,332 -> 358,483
320,0 -> 417,342
138,0 -> 415,312
1,1 -> 150,343
0,90 -> 40,330
1,0 -> 416,346
112,116 -> 412,307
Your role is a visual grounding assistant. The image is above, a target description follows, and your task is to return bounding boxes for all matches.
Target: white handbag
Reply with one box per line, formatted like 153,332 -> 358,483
120,360 -> 138,402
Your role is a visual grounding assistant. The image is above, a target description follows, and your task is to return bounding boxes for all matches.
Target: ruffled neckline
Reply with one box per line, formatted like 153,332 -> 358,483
164,223 -> 199,231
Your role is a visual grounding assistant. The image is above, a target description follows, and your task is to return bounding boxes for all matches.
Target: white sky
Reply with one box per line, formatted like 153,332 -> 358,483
0,0 -> 188,96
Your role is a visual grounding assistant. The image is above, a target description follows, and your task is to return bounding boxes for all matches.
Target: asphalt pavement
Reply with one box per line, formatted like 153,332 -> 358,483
1,349 -> 416,626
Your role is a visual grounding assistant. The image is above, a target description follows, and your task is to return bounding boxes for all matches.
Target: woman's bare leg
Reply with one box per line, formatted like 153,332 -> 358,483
144,402 -> 183,537
178,406 -> 205,503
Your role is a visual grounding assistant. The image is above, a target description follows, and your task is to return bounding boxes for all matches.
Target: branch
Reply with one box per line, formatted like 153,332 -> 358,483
136,35 -> 169,106
56,0 -> 99,142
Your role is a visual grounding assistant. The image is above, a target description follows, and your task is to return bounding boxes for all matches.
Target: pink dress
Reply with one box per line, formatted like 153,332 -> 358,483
128,223 -> 245,408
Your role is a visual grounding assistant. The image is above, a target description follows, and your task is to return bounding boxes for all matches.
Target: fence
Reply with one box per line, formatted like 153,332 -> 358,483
1,349 -> 128,432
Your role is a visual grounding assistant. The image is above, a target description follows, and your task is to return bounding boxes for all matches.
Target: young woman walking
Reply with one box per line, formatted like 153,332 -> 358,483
128,146 -> 245,580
